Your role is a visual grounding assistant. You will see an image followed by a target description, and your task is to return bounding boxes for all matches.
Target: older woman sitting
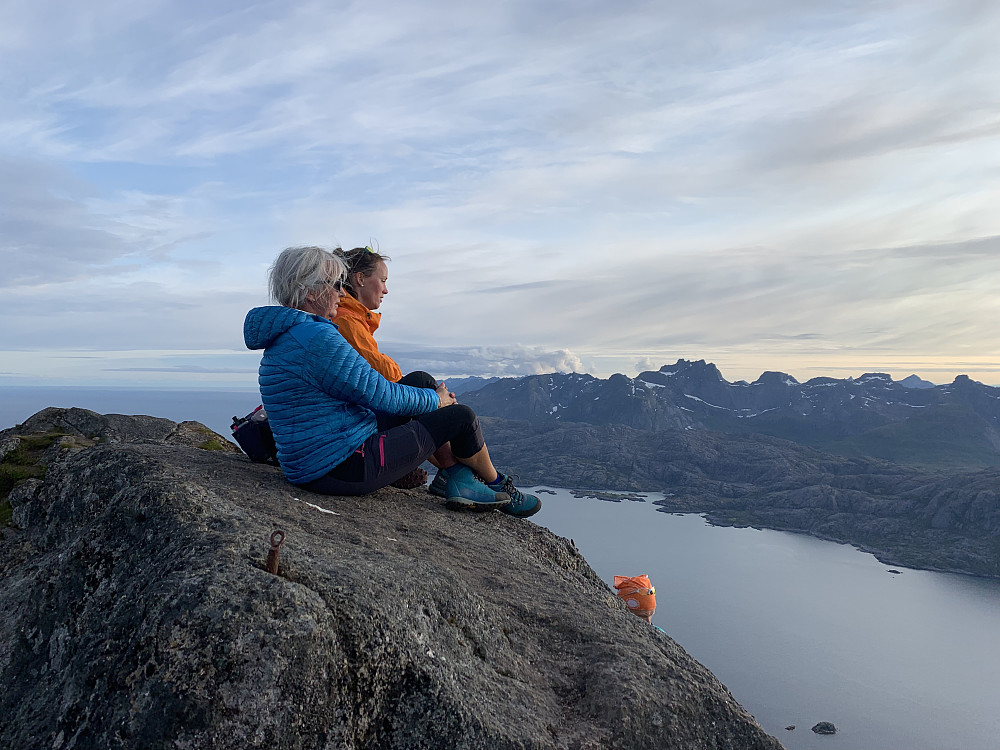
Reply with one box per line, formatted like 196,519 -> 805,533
243,245 -> 541,517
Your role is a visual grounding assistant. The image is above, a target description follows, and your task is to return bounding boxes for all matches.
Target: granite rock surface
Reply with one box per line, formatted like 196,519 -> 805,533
0,408 -> 784,750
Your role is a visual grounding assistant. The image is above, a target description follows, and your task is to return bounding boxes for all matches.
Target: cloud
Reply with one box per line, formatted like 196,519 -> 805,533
6,1 -> 998,235
383,343 -> 584,378
634,357 -> 659,373
0,158 -> 132,287
107,365 -> 257,374
611,237 -> 1000,357
0,280 -> 260,352
2,0 -> 1000,388
0,157 -> 224,291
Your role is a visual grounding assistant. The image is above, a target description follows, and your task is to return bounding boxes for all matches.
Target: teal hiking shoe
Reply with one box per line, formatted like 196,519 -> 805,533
443,465 -> 510,510
428,467 -> 450,497
493,473 -> 542,518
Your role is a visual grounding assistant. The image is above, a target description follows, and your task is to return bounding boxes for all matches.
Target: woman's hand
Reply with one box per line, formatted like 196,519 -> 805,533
436,381 -> 457,408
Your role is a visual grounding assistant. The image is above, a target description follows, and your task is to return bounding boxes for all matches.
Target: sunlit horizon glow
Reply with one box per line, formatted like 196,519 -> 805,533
1,348 -> 997,390
2,1 -> 999,389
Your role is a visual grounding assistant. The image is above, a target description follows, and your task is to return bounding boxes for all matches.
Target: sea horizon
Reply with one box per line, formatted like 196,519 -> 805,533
0,385 -> 262,440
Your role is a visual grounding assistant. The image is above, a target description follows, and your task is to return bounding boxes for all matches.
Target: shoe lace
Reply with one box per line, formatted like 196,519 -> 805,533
497,473 -> 526,505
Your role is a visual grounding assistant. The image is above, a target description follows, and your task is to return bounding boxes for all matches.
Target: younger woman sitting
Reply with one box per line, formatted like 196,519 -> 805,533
333,245 -> 453,495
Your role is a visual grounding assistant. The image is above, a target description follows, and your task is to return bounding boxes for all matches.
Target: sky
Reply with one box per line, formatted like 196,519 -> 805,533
2,0 -> 999,389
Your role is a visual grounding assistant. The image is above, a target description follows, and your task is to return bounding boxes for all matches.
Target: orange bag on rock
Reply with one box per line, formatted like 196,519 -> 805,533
613,574 -> 656,615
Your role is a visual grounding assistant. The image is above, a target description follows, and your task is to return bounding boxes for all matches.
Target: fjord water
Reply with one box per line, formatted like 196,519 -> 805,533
532,487 -> 1000,750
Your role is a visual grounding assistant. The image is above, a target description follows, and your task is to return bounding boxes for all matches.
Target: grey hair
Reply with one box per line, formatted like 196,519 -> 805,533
268,246 -> 346,309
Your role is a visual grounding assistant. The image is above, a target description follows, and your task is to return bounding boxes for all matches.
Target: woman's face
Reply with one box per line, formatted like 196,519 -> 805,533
355,261 -> 389,311
303,278 -> 346,320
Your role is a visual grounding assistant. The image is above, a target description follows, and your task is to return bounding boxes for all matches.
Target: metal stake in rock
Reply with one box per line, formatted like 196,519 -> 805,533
266,529 -> 285,574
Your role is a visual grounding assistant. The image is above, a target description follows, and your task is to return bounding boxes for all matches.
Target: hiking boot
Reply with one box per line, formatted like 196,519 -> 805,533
493,473 -> 542,518
428,467 -> 450,497
390,466 -> 428,490
443,465 -> 510,510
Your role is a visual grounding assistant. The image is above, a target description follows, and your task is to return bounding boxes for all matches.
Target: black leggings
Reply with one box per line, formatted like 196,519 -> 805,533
299,403 -> 485,496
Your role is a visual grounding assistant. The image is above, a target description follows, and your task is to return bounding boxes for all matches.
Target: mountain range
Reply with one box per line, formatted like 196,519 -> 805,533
451,360 -> 1000,578
459,359 -> 1000,469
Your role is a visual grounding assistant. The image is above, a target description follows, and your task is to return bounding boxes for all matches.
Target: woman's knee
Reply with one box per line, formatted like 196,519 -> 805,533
448,403 -> 478,424
400,370 -> 437,389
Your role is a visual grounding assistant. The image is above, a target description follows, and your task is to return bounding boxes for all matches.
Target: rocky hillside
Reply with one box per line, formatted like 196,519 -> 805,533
461,360 -> 1000,469
454,361 -> 1000,578
0,408 -> 783,750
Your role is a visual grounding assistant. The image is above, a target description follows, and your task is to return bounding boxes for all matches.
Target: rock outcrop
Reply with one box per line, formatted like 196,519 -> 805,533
0,408 -> 783,750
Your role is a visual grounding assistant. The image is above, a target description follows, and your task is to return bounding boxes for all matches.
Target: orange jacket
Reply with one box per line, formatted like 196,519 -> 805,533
332,294 -> 403,382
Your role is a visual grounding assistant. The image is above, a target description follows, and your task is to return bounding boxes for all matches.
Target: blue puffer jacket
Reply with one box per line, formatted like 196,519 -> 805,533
244,306 -> 439,484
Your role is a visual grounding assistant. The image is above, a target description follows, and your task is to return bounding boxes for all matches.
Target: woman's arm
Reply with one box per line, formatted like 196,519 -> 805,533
305,325 -> 437,416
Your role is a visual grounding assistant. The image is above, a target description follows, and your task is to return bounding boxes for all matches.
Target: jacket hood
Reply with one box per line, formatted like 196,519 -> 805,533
334,293 -> 380,334
244,306 -> 329,350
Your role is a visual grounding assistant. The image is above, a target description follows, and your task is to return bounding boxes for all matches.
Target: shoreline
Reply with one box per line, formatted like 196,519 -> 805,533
531,484 -> 999,582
